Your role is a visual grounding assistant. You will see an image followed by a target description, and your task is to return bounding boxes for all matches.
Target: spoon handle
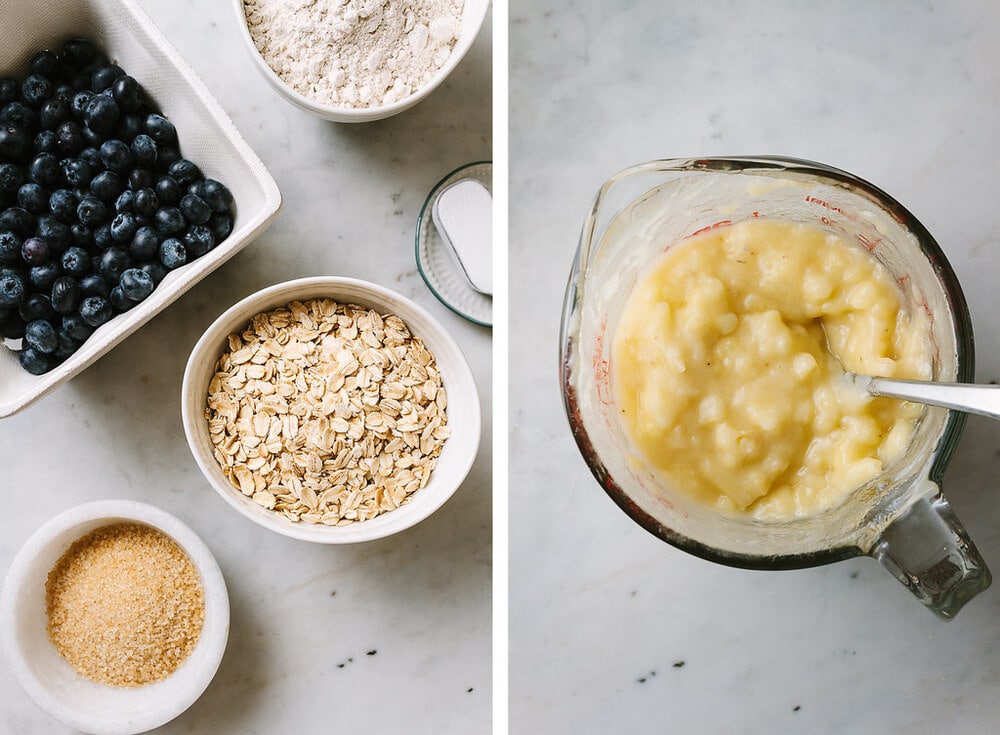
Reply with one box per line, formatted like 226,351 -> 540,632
858,375 -> 1000,420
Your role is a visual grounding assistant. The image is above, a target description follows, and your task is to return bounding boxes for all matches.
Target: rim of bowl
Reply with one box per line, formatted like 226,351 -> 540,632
230,0 -> 490,122
181,276 -> 481,543
0,499 -> 230,735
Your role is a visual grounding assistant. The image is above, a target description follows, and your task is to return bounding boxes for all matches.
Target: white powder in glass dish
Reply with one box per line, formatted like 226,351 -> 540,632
243,0 -> 465,110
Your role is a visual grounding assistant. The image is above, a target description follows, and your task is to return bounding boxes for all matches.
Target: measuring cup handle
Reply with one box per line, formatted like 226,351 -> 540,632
869,484 -> 990,619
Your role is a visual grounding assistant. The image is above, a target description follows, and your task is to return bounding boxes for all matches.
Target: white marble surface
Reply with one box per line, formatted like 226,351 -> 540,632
0,1 -> 492,733
510,2 -> 1000,734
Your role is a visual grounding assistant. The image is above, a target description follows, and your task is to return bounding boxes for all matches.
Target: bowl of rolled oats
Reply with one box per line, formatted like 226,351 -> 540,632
181,276 -> 480,542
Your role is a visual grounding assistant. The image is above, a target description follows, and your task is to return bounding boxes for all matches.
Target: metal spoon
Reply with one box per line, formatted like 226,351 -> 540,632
849,374 -> 1000,420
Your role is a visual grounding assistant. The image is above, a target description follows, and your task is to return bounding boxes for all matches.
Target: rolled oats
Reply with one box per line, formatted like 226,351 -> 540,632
206,299 -> 450,525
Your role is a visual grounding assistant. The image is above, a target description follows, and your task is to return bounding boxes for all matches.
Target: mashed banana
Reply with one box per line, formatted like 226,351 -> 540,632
612,219 -> 930,519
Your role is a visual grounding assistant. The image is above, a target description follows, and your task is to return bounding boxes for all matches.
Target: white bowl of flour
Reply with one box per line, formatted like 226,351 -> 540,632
234,0 -> 490,122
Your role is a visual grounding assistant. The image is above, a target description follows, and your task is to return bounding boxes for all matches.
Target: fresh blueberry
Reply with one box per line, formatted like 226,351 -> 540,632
83,93 -> 119,134
33,129 -> 57,153
21,74 -> 53,107
20,236 -> 49,265
70,222 -> 91,247
115,189 -> 135,214
144,113 -> 176,145
81,124 -> 104,148
61,246 -> 90,277
128,167 -> 154,190
76,194 -> 107,226
156,145 -> 181,171
108,284 -> 134,312
39,96 -> 71,128
61,312 -> 93,340
0,206 -> 34,236
55,121 -> 84,155
0,121 -> 32,162
69,89 -> 93,123
17,346 -> 51,374
18,292 -> 53,322
139,261 -> 167,285
179,193 -> 211,225
29,50 -> 61,79
0,101 -> 36,129
133,187 -> 159,216
79,273 -> 109,298
0,231 -> 20,265
0,162 -> 25,194
28,262 -> 59,290
49,188 -> 78,222
50,275 -> 81,314
98,246 -> 130,281
201,179 -> 234,213
35,215 -> 70,252
78,146 -> 102,170
116,113 -> 144,143
111,75 -> 142,112
90,64 -> 125,93
158,237 -> 186,269
154,206 -> 184,235
78,294 -> 112,327
154,175 -> 180,205
92,223 -> 113,250
182,224 -> 215,258
0,78 -> 18,105
99,139 -> 133,175
60,38 -> 99,68
60,157 -> 92,187
109,211 -> 137,243
131,133 -> 156,167
0,271 -> 26,306
118,267 -> 153,302
89,170 -> 124,201
17,183 -> 48,213
24,319 -> 57,353
54,330 -> 82,361
167,158 -> 201,186
28,153 -> 60,187
130,225 -> 159,260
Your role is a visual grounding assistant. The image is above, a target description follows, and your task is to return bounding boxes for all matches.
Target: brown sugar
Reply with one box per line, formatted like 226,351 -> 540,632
45,523 -> 205,687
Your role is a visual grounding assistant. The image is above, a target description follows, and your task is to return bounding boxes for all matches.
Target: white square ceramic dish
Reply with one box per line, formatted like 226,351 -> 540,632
0,0 -> 282,417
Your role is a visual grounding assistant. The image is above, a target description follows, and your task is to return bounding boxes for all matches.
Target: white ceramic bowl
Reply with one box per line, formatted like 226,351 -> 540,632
0,500 -> 230,735
232,0 -> 490,122
0,0 -> 281,418
181,276 -> 481,542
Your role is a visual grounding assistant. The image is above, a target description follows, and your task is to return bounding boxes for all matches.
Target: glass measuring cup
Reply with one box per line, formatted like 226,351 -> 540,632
559,157 -> 990,618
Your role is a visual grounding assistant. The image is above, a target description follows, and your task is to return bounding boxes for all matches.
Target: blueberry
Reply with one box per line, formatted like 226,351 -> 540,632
24,319 -> 57,353
182,225 -> 215,258
0,121 -> 32,162
156,145 -> 181,171
70,222 -> 91,247
108,284 -> 134,312
110,211 -> 137,243
0,78 -> 18,105
168,158 -> 201,186
21,74 -> 53,107
140,261 -> 167,285
98,246 -> 130,281
144,113 -> 176,145
17,346 -> 51,375
131,133 -> 156,167
61,312 -> 93,340
51,276 -> 81,314
83,93 -> 119,134
61,246 -> 90,277
55,120 -> 84,155
119,267 -> 153,302
60,157 -> 92,187
54,330 -> 82,361
0,162 -> 25,193
99,139 -> 133,174
154,175 -> 180,205
154,206 -> 185,235
114,190 -> 134,214
79,273 -> 109,298
78,146 -> 101,170
18,292 -> 53,322
29,50 -> 61,79
28,153 -> 60,187
69,89 -> 93,123
111,75 -> 142,112
28,262 -> 59,291
76,194 -> 107,226
81,124 -> 104,148
60,38 -> 98,68
90,170 -> 124,201
35,215 -> 70,252
133,187 -> 159,216
130,225 -> 160,260
49,188 -> 78,222
0,231 -> 20,265
39,96 -> 71,128
0,101 -> 36,129
158,237 -> 186,269
128,167 -> 154,190
202,179 -> 234,213
33,129 -> 57,153
0,271 -> 26,306
179,193 -> 211,225
20,236 -> 49,265
92,223 -> 113,250
91,64 -> 125,93
0,206 -> 34,236
78,294 -> 112,327
17,183 -> 48,213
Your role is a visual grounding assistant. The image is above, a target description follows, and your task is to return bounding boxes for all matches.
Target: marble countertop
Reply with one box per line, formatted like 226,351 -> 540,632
510,2 -> 1000,734
0,1 -> 492,733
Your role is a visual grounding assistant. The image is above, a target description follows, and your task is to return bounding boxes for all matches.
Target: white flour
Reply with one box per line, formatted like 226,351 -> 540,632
243,0 -> 465,110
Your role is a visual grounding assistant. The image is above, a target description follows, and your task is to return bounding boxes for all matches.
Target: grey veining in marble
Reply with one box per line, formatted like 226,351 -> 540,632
0,2 -> 492,733
510,2 -> 1000,734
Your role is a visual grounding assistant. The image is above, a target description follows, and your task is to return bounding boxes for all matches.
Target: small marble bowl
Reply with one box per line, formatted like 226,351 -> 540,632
181,276 -> 481,543
0,500 -> 230,735
232,0 -> 490,122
